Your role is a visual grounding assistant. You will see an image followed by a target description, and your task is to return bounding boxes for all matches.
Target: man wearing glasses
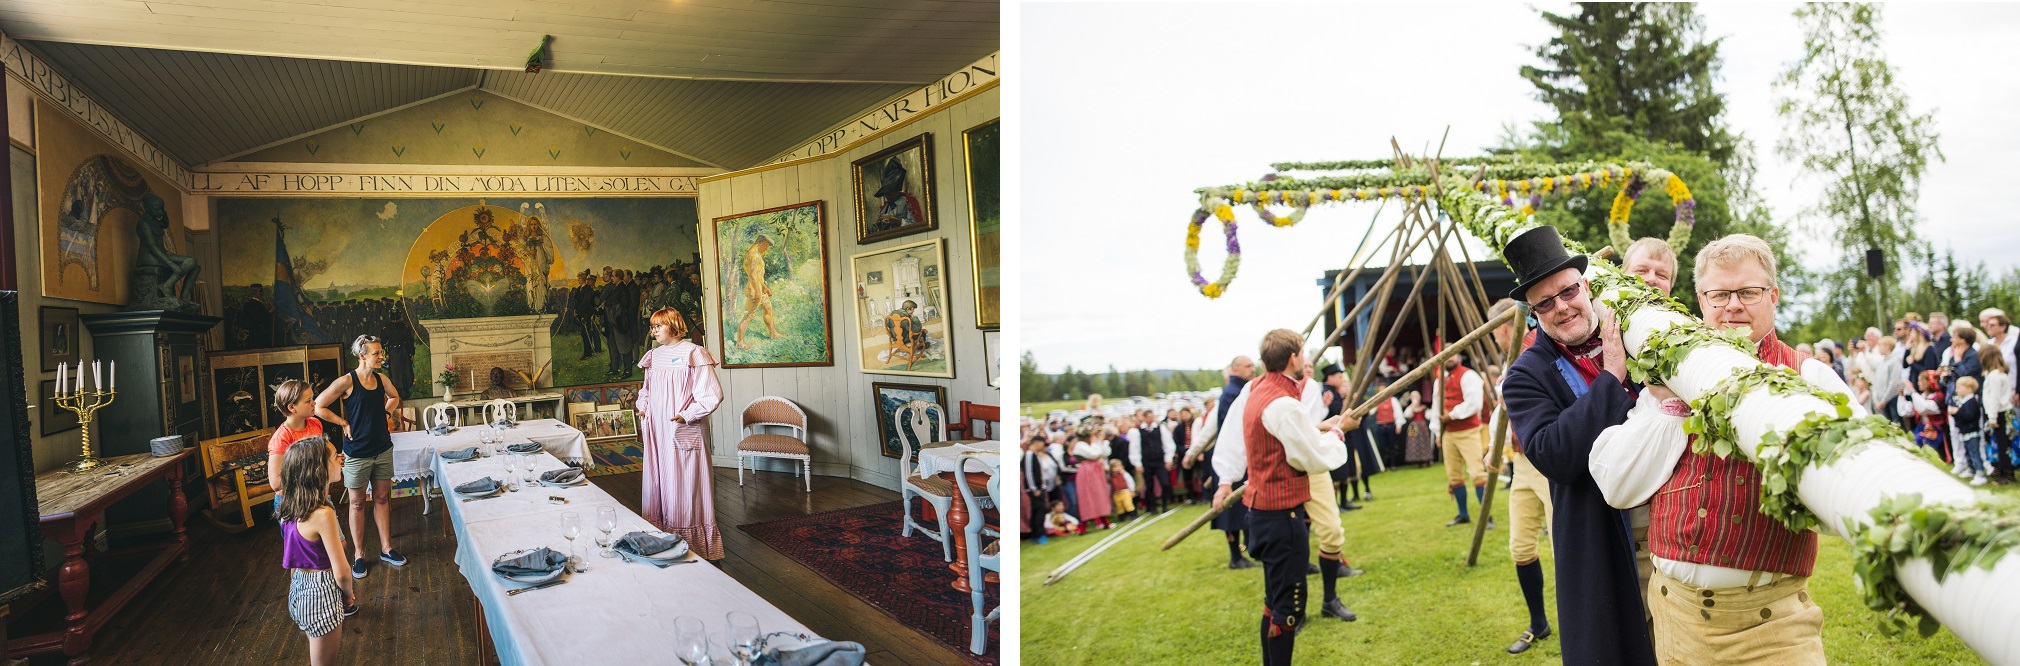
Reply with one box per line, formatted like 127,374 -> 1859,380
1498,226 -> 1655,665
1587,234 -> 1845,664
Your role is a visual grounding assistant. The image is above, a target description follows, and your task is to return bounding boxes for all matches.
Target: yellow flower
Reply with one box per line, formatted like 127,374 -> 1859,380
1203,284 -> 1224,298
1517,179 -> 1530,193
1665,174 -> 1693,202
1541,178 -> 1554,193
1215,203 -> 1235,222
1235,189 -> 1250,203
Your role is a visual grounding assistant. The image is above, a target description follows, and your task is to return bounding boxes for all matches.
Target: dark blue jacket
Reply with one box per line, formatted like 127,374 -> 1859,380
1503,338 -> 1656,666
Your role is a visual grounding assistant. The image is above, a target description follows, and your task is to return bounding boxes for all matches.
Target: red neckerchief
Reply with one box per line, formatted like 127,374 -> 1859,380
1551,333 -> 1605,382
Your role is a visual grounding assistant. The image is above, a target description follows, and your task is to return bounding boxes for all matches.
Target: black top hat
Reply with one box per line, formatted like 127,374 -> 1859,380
1504,225 -> 1588,302
1318,363 -> 1344,379
874,157 -> 908,198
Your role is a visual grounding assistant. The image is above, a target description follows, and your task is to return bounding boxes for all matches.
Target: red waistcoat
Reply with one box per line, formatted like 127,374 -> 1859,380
1442,365 -> 1482,431
1242,373 -> 1311,511
1376,397 -> 1397,425
1649,332 -> 1818,577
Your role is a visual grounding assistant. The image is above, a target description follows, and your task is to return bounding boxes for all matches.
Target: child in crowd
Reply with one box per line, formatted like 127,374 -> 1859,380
1107,458 -> 1136,521
1979,344 -> 2014,484
276,437 -> 357,665
1949,376 -> 1988,486
267,380 -> 341,511
1910,370 -> 1949,459
1069,430 -> 1115,530
1044,500 -> 1081,537
1851,375 -> 1875,416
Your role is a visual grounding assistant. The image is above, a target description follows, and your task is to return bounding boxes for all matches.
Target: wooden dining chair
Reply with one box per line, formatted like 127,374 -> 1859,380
483,399 -> 517,424
955,454 -> 1001,655
735,396 -> 812,492
897,399 -> 953,561
951,401 -> 1000,441
424,402 -> 460,430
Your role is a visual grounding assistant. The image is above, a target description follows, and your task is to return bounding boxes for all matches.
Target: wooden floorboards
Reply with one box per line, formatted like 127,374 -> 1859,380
17,467 -> 966,665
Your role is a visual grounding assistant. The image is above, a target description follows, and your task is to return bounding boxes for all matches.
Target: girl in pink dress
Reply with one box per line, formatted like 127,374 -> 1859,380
636,308 -> 726,560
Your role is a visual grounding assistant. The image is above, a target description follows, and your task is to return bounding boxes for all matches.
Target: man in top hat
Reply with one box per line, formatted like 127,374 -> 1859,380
1214,329 -> 1355,664
1498,225 -> 1656,665
1587,234 -> 1840,664
873,157 -> 925,233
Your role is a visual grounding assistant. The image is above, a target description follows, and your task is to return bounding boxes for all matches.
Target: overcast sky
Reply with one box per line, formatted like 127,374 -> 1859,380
1021,2 -> 2020,374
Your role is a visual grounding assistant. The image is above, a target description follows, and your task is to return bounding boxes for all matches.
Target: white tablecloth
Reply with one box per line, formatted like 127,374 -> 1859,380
431,450 -> 818,665
389,419 -> 589,483
914,440 -> 1000,479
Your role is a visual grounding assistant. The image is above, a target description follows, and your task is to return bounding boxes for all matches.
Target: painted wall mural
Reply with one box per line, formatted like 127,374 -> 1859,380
217,197 -> 704,397
230,91 -> 708,168
35,98 -> 186,305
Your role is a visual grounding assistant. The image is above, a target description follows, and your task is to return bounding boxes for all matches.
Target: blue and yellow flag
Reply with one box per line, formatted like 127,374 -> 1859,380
272,220 -> 331,344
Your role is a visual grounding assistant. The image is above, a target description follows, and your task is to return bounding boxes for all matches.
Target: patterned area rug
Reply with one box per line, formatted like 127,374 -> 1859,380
588,438 -> 644,476
740,501 -> 999,665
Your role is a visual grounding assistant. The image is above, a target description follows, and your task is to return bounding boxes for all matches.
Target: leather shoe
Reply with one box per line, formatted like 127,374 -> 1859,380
1446,516 -> 1471,527
1340,501 -> 1363,511
1306,562 -> 1321,575
1507,626 -> 1551,654
1229,558 -> 1259,570
1320,597 -> 1357,621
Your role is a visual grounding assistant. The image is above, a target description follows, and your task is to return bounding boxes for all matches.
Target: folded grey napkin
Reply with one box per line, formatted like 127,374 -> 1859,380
493,418 -> 517,428
440,446 -> 478,461
762,640 -> 866,666
614,531 -> 683,557
429,423 -> 454,436
539,468 -> 585,485
506,441 -> 542,454
491,548 -> 567,577
455,477 -> 500,495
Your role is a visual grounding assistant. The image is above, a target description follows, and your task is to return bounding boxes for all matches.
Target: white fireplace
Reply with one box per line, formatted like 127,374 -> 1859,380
419,315 -> 558,393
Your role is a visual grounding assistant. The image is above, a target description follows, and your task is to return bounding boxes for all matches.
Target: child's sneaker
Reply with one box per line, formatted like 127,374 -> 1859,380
1971,474 -> 1988,486
352,558 -> 368,579
381,549 -> 409,567
343,602 -> 359,617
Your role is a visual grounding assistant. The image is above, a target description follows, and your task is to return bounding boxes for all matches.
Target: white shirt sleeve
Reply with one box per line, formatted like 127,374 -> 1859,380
1801,358 -> 1869,418
1127,429 -> 1143,469
1447,369 -> 1485,421
1161,423 -> 1176,465
1212,388 -> 1252,485
1263,396 -> 1348,473
1589,390 -> 1690,509
1302,379 -> 1328,423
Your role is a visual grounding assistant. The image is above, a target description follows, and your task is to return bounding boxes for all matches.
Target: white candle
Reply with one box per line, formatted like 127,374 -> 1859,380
109,360 -> 115,390
57,362 -> 65,394
76,362 -> 83,394
93,360 -> 101,393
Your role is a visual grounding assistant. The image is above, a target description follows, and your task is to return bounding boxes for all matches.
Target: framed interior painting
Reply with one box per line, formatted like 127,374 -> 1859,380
38,306 -> 79,372
873,381 -> 946,460
984,330 -> 1001,388
566,387 -> 604,406
963,118 -> 1001,330
713,201 -> 833,368
573,409 -> 638,440
852,134 -> 937,244
850,238 -> 954,378
38,380 -> 78,437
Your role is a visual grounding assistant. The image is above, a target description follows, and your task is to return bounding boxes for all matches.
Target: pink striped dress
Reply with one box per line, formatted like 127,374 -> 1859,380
636,340 -> 726,560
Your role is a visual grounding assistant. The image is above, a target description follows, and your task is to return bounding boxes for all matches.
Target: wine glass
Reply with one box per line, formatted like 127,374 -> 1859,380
503,454 -> 518,491
561,511 -> 583,571
596,507 -> 618,557
726,611 -> 761,666
674,615 -> 710,665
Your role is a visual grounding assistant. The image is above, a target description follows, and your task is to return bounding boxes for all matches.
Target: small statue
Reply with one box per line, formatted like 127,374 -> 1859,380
480,366 -> 517,401
126,192 -> 202,313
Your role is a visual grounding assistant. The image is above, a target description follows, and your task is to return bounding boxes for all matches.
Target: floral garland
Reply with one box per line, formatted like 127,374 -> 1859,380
1269,156 -> 1518,172
1848,494 -> 2020,637
1605,169 -> 1697,255
1184,199 -> 1240,298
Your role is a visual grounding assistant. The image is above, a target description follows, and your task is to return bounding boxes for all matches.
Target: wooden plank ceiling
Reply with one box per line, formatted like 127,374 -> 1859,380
2,0 -> 995,169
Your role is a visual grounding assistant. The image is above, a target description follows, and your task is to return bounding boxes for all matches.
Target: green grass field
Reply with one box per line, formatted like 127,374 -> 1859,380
1021,463 -> 2009,664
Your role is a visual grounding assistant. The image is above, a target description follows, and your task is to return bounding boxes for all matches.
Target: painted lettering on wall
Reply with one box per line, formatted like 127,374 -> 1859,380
770,51 -> 999,164
188,171 -> 701,195
2,34 -> 190,187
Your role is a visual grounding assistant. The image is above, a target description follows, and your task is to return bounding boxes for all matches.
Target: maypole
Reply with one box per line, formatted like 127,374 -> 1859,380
1182,153 -> 2020,660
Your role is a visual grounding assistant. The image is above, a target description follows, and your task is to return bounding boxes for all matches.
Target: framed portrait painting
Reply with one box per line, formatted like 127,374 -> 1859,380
850,238 -> 954,378
39,380 -> 78,437
852,134 -> 937,244
713,201 -> 834,368
873,382 -> 946,460
964,118 -> 1001,329
39,306 -> 79,372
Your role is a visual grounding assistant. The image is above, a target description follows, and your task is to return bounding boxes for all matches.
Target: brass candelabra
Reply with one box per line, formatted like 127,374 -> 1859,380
54,360 -> 117,473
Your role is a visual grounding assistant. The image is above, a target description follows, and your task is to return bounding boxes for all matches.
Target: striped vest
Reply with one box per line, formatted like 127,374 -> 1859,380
1241,372 -> 1311,511
1442,365 -> 1482,430
1649,332 -> 1817,577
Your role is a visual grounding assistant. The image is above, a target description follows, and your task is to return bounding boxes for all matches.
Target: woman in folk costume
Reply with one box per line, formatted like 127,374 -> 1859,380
635,307 -> 726,560
1070,427 -> 1116,529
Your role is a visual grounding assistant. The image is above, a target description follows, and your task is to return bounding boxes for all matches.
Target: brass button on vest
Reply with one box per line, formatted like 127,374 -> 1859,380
1660,586 -> 1669,596
1701,589 -> 1714,598
1701,609 -> 1712,620
1703,598 -> 1715,608
1697,507 -> 1709,518
1761,608 -> 1773,619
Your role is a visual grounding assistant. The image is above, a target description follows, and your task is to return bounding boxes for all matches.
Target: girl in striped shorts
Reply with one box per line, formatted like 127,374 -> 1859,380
275,436 -> 357,664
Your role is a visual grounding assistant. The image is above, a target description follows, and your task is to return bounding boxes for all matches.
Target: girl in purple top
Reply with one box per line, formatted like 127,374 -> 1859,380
275,436 -> 356,664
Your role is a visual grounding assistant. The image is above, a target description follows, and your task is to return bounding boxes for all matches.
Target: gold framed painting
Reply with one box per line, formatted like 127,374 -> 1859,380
712,201 -> 834,368
963,119 -> 1000,330
851,134 -> 937,244
849,238 -> 953,378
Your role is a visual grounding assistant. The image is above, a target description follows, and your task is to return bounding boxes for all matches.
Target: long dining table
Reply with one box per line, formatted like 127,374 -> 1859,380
429,446 -> 817,664
388,419 -> 589,513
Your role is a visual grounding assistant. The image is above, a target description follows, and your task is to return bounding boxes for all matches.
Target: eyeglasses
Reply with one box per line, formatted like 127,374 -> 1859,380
1699,286 -> 1773,307
1527,282 -> 1583,314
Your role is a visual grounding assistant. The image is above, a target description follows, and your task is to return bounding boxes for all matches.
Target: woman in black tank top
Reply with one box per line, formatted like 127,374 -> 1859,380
313,335 -> 408,577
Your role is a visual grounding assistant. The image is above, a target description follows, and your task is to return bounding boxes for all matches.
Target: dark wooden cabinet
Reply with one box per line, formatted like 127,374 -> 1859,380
79,310 -> 219,535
